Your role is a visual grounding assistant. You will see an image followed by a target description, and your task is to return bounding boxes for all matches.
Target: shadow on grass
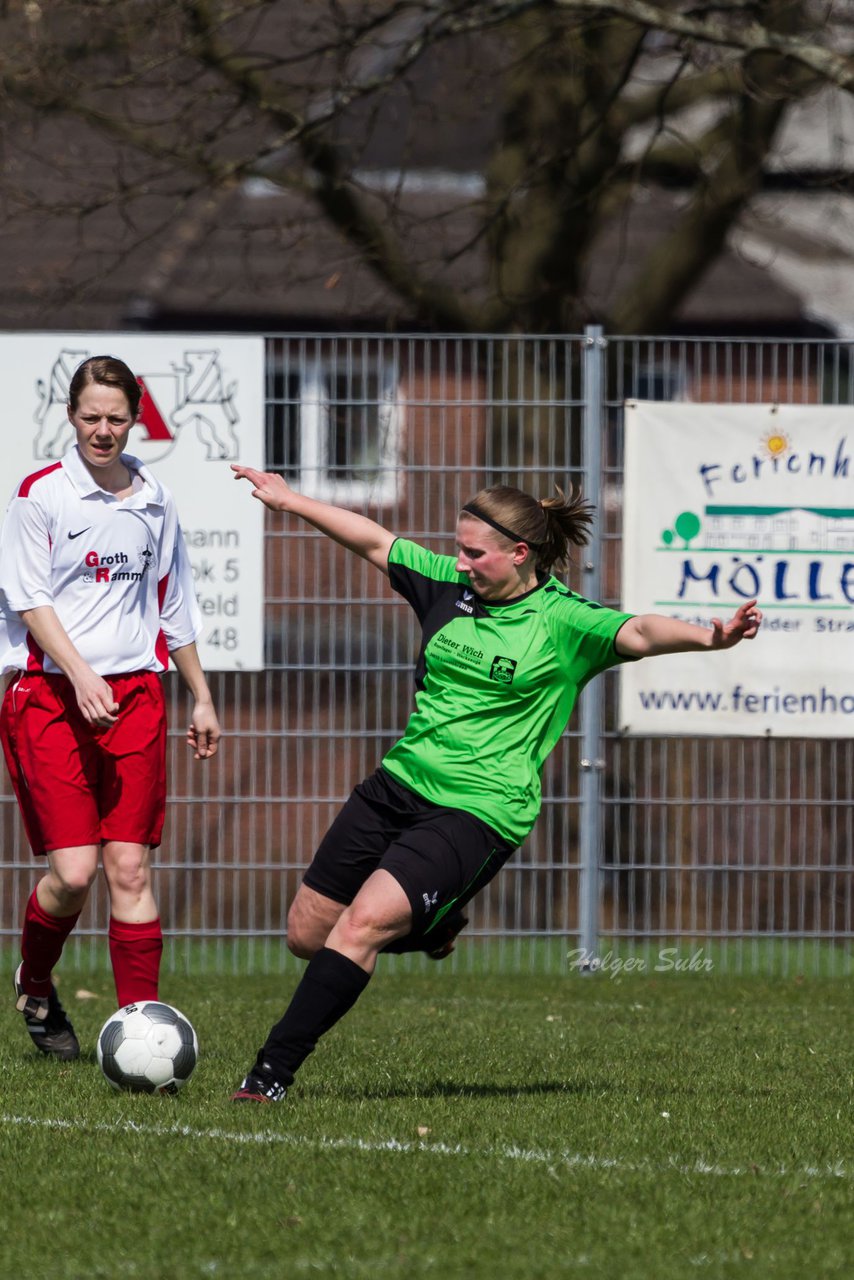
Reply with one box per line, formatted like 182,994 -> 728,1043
302,1078 -> 611,1101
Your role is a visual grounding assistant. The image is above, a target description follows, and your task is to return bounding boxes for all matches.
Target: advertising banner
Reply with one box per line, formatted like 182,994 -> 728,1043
0,334 -> 265,671
620,401 -> 854,736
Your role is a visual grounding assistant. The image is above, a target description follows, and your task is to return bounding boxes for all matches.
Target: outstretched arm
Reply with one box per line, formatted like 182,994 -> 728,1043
231,465 -> 395,576
615,599 -> 762,658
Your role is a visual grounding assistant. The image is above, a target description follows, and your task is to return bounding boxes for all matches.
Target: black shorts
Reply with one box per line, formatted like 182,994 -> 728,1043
303,767 -> 517,937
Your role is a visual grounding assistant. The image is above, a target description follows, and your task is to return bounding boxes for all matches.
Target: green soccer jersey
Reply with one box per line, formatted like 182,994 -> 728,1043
382,538 -> 635,845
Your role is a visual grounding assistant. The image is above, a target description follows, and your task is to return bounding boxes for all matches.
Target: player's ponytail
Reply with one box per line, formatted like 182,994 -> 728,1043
537,486 -> 595,572
461,484 -> 594,573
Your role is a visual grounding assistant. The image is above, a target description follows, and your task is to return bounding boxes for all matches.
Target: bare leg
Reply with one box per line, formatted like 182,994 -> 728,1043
286,883 -> 347,959
101,840 -> 156,921
325,869 -> 413,973
37,845 -> 99,917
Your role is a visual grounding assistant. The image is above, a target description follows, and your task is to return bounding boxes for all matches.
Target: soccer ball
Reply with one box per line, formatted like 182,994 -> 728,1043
97,1001 -> 199,1095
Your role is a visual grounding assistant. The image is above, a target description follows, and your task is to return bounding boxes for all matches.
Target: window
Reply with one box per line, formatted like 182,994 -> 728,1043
266,358 -> 402,505
633,367 -> 690,402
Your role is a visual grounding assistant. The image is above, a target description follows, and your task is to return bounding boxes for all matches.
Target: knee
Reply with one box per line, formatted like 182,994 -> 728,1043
47,864 -> 96,905
335,901 -> 394,950
105,849 -> 151,899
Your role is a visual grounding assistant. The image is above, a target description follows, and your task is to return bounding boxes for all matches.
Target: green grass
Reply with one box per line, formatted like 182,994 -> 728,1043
9,933 -> 853,979
0,966 -> 851,1279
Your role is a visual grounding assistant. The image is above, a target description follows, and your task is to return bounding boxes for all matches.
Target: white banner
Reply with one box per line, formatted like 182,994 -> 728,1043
0,334 -> 266,671
621,401 -> 854,736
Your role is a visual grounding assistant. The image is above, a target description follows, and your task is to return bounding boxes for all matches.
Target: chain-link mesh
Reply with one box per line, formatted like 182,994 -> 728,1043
1,333 -> 851,975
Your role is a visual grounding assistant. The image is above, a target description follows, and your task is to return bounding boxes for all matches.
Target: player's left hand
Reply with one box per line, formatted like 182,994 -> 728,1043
709,599 -> 762,649
188,699 -> 221,759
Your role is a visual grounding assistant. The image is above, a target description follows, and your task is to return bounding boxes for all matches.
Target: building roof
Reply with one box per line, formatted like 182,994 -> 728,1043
0,154 -> 807,335
0,15 -> 845,337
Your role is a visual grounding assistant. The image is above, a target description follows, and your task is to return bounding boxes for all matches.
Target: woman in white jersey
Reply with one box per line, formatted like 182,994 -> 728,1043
0,355 -> 221,1061
228,466 -> 761,1103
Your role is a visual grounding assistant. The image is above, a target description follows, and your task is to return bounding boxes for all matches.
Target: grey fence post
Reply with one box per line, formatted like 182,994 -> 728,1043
577,325 -> 607,971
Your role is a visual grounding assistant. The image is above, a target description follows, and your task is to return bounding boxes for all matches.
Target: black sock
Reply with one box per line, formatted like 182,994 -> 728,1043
259,946 -> 371,1085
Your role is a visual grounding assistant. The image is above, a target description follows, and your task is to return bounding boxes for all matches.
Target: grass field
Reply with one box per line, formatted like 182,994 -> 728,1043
0,963 -> 850,1279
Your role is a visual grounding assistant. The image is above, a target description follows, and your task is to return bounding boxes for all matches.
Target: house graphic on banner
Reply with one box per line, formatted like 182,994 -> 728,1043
703,505 -> 854,552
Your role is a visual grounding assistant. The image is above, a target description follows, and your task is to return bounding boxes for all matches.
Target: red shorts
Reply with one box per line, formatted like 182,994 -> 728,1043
0,671 -> 167,856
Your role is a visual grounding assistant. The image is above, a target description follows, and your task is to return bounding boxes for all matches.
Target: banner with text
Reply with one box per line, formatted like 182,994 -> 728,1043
1,334 -> 265,671
621,401 -> 854,737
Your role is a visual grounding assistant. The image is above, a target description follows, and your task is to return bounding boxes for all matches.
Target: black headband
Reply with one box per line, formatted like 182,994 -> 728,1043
461,502 -> 544,550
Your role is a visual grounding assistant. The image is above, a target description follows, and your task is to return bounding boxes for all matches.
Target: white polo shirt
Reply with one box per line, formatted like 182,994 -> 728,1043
0,445 -> 201,675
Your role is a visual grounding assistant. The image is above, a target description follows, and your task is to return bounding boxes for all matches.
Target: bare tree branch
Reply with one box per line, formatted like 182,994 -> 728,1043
0,0 -> 850,333
552,0 -> 854,90
182,0 -> 483,326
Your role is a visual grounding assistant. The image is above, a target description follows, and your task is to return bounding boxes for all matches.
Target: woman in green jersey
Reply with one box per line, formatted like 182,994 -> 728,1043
229,466 -> 762,1103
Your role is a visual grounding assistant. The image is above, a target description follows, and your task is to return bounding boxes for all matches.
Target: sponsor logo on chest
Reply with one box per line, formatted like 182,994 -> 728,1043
79,545 -> 154,585
435,631 -> 520,685
489,656 -> 518,685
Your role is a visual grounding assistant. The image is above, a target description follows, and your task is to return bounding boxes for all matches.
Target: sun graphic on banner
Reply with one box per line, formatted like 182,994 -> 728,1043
759,429 -> 791,459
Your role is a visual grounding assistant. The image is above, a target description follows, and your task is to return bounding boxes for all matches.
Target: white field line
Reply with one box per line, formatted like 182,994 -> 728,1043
0,1112 -> 847,1181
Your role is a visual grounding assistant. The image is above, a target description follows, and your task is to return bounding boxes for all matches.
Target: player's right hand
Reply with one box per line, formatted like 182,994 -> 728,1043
73,670 -> 120,727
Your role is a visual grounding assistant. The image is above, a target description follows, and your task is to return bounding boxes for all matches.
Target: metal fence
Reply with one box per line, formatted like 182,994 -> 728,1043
1,330 -> 852,976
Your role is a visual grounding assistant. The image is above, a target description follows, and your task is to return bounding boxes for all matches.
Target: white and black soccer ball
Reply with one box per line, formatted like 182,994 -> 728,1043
97,1001 -> 199,1095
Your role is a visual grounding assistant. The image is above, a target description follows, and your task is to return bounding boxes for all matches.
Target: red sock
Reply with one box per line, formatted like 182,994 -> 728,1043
20,889 -> 80,997
108,917 -> 163,1008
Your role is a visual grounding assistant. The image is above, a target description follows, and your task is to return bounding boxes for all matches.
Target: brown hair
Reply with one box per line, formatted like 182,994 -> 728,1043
68,355 -> 142,417
461,483 -> 594,573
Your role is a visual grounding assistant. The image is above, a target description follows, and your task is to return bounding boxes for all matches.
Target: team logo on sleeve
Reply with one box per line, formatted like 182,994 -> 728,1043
489,656 -> 518,685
